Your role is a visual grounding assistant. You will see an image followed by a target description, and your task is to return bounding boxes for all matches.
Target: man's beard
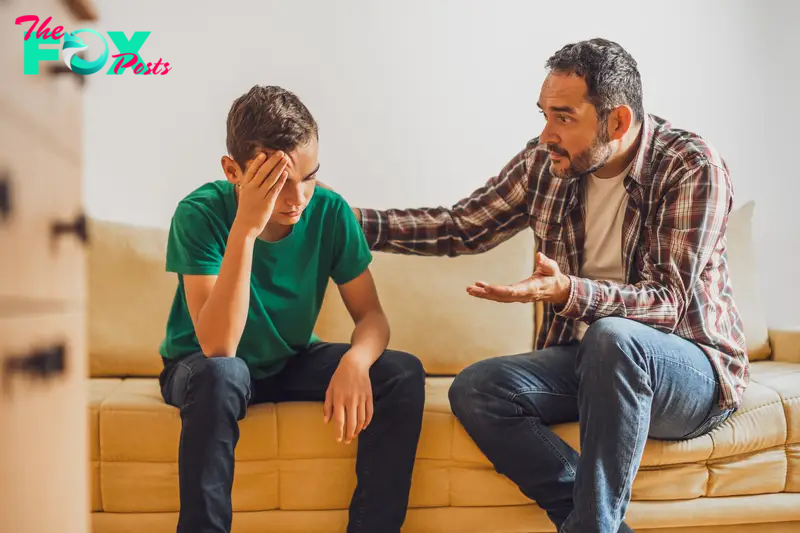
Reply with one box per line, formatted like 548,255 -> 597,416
547,131 -> 612,179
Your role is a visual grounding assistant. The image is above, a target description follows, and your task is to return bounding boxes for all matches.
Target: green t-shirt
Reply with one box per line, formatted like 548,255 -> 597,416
158,181 -> 372,378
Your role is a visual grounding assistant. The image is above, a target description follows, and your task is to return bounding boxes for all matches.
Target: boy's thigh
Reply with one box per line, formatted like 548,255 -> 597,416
260,343 -> 423,403
257,342 -> 351,403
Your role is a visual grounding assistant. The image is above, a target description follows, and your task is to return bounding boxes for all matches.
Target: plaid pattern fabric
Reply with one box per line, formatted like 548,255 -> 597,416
359,114 -> 749,410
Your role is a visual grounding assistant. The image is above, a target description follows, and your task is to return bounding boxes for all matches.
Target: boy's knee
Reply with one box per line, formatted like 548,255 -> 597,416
189,356 -> 251,405
374,350 -> 426,408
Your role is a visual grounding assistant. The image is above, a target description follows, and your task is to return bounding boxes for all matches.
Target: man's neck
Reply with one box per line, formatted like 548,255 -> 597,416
593,122 -> 643,179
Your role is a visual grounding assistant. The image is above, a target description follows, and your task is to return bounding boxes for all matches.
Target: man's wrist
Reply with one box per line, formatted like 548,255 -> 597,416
553,273 -> 572,305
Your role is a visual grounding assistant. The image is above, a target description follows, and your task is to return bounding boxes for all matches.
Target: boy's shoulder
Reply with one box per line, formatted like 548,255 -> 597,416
308,185 -> 352,216
173,180 -> 235,226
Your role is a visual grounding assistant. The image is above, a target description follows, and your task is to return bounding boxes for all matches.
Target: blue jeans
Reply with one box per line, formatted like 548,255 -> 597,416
159,342 -> 426,533
448,317 -> 734,533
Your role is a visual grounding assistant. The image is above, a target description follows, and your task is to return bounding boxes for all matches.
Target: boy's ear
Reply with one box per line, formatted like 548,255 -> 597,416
221,155 -> 242,184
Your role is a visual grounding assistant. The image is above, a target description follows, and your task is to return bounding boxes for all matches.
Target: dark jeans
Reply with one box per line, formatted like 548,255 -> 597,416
159,342 -> 426,533
448,317 -> 735,533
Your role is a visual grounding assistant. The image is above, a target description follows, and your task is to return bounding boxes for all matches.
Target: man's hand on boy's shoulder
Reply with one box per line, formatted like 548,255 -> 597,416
324,350 -> 374,445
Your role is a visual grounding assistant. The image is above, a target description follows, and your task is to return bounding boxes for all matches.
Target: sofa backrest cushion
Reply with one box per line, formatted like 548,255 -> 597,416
86,199 -> 769,377
87,217 -> 536,377
725,201 -> 771,360
314,232 -> 536,375
88,219 -> 174,377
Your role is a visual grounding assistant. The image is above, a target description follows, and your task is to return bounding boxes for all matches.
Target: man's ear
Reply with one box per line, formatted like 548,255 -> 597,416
221,155 -> 242,184
607,105 -> 633,141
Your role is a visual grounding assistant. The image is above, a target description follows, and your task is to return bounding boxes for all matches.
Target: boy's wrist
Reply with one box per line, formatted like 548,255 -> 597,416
341,348 -> 374,372
230,219 -> 260,242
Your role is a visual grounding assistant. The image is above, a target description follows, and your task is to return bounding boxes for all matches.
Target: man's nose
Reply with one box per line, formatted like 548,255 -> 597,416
540,122 -> 559,145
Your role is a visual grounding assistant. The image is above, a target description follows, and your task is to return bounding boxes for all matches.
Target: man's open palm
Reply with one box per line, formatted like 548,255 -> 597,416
466,252 -> 571,305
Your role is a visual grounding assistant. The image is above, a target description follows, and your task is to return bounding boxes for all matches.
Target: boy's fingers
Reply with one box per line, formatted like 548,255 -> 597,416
323,388 -> 332,424
345,400 -> 358,443
245,151 -> 284,184
242,153 -> 267,184
355,399 -> 366,437
254,154 -> 288,189
335,404 -> 345,443
364,395 -> 374,429
264,171 -> 288,200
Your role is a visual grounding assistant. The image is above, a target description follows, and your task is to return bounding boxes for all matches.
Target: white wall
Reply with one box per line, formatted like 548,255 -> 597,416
83,0 -> 799,327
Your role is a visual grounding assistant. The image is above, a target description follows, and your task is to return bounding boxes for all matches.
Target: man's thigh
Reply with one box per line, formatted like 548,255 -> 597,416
456,344 -> 581,425
589,319 -> 730,440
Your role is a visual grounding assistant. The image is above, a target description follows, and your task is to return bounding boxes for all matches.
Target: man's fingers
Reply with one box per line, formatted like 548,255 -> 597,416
466,284 -> 520,303
535,252 -> 559,275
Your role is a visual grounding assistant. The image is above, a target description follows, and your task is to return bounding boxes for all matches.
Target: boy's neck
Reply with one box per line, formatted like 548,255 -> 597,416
259,222 -> 292,242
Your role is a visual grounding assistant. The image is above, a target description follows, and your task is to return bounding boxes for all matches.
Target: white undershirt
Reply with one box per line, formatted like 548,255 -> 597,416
574,163 -> 632,340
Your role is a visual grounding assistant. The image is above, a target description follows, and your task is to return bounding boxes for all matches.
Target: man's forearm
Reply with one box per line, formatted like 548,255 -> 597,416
196,223 -> 256,356
355,145 -> 533,256
558,277 -> 682,333
345,310 -> 390,368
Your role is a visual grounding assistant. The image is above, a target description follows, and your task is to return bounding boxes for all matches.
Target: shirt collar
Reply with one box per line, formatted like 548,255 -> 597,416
627,113 -> 655,185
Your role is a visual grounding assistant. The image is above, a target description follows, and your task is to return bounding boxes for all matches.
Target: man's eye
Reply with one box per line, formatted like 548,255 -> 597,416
304,175 -> 317,182
558,115 -> 570,123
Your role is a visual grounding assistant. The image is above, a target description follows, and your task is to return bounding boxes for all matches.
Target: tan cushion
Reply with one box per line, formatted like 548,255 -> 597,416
88,379 -> 123,512
98,377 -> 457,512
91,505 -> 800,533
315,231 -> 535,375
88,219 -> 174,377
770,328 -> 800,364
94,362 -> 800,513
726,201 -> 771,360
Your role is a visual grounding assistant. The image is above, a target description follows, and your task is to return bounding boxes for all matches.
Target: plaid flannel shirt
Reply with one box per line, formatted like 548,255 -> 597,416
359,114 -> 749,411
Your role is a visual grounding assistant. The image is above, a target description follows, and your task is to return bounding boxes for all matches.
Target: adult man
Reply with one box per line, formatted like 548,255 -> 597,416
353,38 -> 748,533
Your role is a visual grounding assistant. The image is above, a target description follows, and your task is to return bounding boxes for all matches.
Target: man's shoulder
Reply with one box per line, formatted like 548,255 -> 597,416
649,114 -> 727,173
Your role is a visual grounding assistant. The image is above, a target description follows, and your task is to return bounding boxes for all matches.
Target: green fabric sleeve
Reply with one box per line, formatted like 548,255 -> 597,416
165,201 -> 224,275
330,198 -> 373,285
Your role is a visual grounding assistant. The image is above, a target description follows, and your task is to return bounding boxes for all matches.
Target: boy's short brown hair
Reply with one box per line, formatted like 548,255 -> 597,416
226,85 -> 318,171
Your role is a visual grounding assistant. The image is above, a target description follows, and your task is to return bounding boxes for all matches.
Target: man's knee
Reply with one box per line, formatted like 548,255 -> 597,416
577,317 -> 641,376
448,359 -> 506,420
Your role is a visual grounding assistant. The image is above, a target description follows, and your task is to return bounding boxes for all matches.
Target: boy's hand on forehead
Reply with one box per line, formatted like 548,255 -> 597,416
232,151 -> 290,237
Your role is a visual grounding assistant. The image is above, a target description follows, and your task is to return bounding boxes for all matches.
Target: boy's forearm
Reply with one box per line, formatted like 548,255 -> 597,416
345,310 -> 390,368
196,223 -> 255,357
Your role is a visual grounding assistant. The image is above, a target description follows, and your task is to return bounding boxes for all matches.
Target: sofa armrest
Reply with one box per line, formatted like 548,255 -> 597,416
769,328 -> 800,363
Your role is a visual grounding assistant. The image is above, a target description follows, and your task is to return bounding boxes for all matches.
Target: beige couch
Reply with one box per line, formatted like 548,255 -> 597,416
86,201 -> 800,532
